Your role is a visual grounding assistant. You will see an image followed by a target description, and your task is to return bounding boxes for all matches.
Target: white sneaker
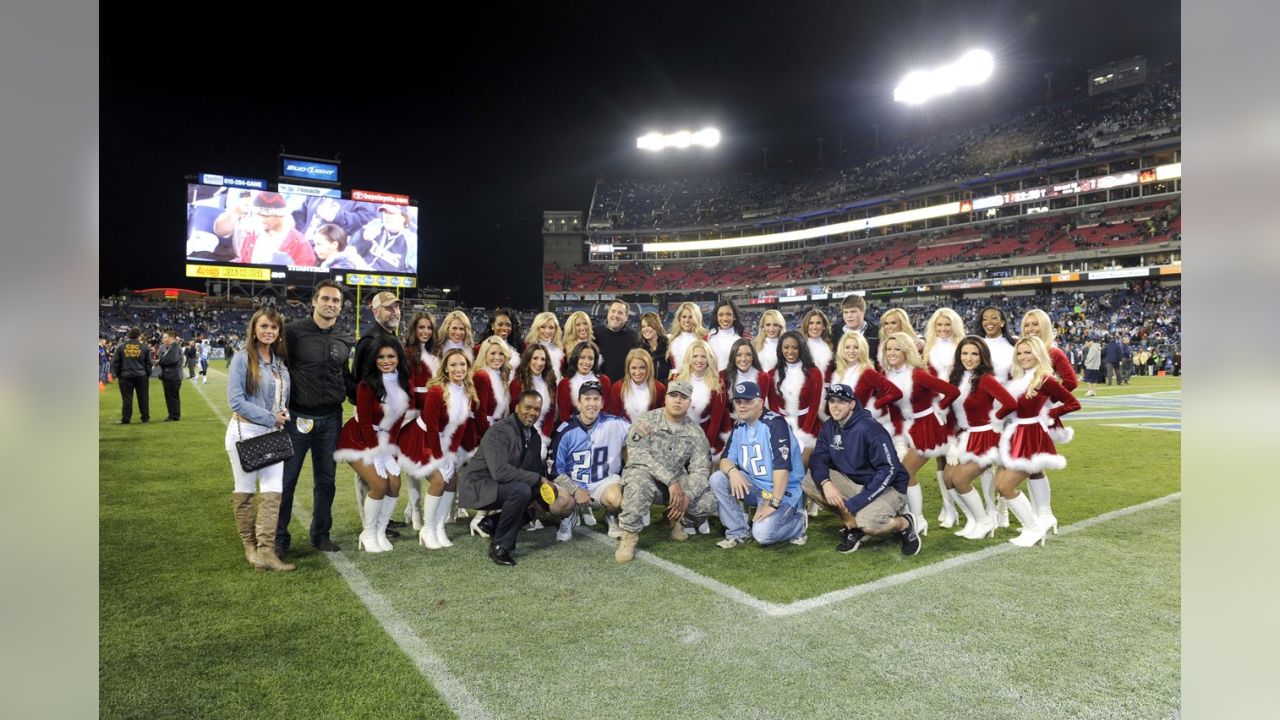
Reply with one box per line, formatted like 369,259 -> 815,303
696,519 -> 711,534
641,513 -> 651,528
524,518 -> 543,531
716,536 -> 750,549
579,507 -> 597,526
555,513 -> 579,542
790,513 -> 809,545
606,514 -> 623,539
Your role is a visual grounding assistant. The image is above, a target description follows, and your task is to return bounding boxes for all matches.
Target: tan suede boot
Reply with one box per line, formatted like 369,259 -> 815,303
615,530 -> 639,564
232,493 -> 262,568
255,493 -> 297,572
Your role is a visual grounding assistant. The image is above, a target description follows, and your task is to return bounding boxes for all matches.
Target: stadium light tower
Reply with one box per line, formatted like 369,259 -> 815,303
637,127 -> 721,152
893,49 -> 995,105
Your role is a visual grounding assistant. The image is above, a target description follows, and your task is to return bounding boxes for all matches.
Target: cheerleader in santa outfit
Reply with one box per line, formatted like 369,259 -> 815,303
879,331 -> 961,536
335,337 -> 411,553
402,311 -> 441,529
396,348 -> 479,550
438,310 -> 475,363
878,307 -> 923,368
471,336 -> 513,439
720,337 -> 776,442
832,331 -> 902,418
800,308 -> 835,381
557,341 -> 612,425
674,338 -> 728,455
923,307 -> 966,529
608,347 -> 666,422
768,331 -> 825,466
707,299 -> 745,372
524,311 -> 565,383
752,309 -> 786,374
509,343 -> 559,454
977,305 -> 1016,382
667,301 -> 707,380
942,336 -> 1018,540
637,312 -> 671,382
1019,308 -> 1080,534
995,336 -> 1081,547
475,307 -> 524,374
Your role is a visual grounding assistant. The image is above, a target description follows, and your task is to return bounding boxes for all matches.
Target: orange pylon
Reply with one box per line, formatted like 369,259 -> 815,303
98,380 -> 106,393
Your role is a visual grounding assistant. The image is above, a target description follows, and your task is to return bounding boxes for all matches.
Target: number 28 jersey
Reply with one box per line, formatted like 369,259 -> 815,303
547,413 -> 631,490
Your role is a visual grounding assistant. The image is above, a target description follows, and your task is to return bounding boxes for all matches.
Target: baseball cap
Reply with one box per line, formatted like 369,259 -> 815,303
578,380 -> 604,397
667,380 -> 693,398
370,291 -> 400,310
826,384 -> 855,402
731,380 -> 761,400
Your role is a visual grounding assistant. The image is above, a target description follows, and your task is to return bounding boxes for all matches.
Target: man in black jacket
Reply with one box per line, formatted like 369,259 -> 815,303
157,330 -> 185,421
458,391 -> 562,566
839,295 -> 879,368
593,300 -> 640,384
111,327 -> 151,424
350,291 -> 402,396
276,280 -> 355,556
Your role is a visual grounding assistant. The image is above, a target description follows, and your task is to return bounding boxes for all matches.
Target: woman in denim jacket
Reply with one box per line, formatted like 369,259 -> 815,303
226,307 -> 295,572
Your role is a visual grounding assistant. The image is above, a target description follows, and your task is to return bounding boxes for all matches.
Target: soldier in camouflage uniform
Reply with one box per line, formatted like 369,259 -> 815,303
615,380 -> 717,563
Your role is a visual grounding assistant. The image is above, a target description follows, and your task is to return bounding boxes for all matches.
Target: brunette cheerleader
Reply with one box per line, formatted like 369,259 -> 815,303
636,312 -> 671,382
720,337 -> 776,442
509,343 -> 559,452
396,348 -> 479,550
995,336 -> 1081,547
402,311 -> 440,529
557,341 -> 612,425
707,299 -> 746,372
769,330 -> 825,465
879,332 -> 961,536
800,308 -> 835,380
942,336 -> 1017,540
525,311 -> 565,382
335,337 -> 411,553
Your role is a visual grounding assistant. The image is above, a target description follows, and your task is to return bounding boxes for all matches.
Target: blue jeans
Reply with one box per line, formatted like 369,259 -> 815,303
277,409 -> 342,549
709,470 -> 806,545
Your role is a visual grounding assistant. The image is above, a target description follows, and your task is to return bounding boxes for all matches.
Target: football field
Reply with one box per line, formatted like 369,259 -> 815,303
100,371 -> 1180,719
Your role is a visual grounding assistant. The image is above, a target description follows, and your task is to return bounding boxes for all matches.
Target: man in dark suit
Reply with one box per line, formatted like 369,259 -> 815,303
840,295 -> 879,367
157,330 -> 185,421
458,390 -> 560,565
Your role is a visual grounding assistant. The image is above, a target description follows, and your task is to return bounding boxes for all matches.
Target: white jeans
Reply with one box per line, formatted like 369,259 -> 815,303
225,419 -> 284,494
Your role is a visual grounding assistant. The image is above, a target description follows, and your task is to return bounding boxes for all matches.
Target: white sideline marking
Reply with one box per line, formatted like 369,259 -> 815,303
192,381 -> 494,720
580,492 -> 1181,618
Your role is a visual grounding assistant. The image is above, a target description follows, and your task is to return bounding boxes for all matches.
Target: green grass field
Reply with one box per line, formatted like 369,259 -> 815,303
101,371 -> 1180,719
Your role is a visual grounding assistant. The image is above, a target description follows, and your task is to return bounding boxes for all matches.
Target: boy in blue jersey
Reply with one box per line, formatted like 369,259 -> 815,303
710,381 -> 808,548
802,384 -> 919,556
547,381 -> 630,541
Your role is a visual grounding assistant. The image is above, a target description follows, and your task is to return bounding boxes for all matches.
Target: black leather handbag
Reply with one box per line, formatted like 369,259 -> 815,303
234,364 -> 294,472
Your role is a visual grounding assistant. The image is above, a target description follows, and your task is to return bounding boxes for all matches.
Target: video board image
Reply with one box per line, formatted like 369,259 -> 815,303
185,184 -> 419,274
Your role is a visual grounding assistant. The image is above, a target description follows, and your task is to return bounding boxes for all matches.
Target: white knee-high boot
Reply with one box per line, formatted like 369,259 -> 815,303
434,491 -> 456,547
906,483 -> 928,536
981,469 -> 1005,527
355,472 -> 369,515
948,488 -> 969,534
1005,493 -> 1047,547
955,489 -> 994,539
419,493 -> 443,549
937,471 -> 958,527
377,495 -> 397,551
358,496 -> 386,553
405,476 -> 423,530
1027,475 -> 1057,534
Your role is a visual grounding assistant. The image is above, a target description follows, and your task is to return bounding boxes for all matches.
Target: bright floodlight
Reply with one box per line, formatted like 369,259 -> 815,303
636,127 -> 721,151
894,49 -> 994,105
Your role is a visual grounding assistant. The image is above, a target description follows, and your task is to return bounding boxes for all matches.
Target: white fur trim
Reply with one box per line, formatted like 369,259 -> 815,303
669,333 -> 696,374
421,350 -> 440,379
531,376 -> 552,428
1048,424 -> 1075,444
807,338 -> 832,376
928,339 -> 956,378
396,453 -> 449,480
541,342 -> 565,383
955,430 -> 1001,467
997,423 -> 1067,474
687,374 -> 712,424
335,433 -> 399,465
485,368 -> 510,420
758,338 -> 779,372
623,381 -> 652,421
884,365 -> 916,439
708,330 -> 739,372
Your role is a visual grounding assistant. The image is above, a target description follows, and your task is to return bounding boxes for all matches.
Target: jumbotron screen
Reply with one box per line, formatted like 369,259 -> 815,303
184,184 -> 419,275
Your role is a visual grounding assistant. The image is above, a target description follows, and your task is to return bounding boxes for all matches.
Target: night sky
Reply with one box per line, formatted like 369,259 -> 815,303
101,1 -> 1179,308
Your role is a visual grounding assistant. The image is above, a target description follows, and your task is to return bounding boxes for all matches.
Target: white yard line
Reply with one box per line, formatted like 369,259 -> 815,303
580,492 -> 1181,618
193,380 -> 495,720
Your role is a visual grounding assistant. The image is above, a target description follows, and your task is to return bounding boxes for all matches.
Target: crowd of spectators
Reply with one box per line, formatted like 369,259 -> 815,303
589,78 -> 1180,231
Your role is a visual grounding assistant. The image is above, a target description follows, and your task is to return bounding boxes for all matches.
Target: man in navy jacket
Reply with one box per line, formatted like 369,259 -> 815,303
801,384 -> 920,555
